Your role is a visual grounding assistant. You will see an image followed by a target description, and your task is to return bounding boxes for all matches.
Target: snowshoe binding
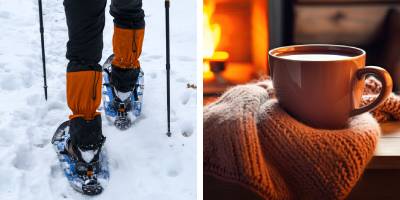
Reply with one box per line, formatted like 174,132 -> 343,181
102,54 -> 144,130
51,121 -> 109,195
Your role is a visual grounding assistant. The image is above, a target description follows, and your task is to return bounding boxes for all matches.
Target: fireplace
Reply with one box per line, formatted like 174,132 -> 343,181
203,0 -> 269,95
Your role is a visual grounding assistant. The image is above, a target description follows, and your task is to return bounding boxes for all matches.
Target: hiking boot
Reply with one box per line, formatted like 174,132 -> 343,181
68,115 -> 106,175
106,25 -> 144,130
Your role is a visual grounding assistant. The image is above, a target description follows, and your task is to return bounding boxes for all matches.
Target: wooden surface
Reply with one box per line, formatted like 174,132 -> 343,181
376,121 -> 400,155
367,121 -> 400,169
347,169 -> 400,199
348,122 -> 400,199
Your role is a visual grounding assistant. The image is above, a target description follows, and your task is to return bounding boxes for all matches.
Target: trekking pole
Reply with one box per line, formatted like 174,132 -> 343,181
165,0 -> 171,137
38,0 -> 48,100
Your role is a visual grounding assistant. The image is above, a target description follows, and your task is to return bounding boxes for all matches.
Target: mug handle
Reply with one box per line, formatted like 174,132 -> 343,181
350,66 -> 393,116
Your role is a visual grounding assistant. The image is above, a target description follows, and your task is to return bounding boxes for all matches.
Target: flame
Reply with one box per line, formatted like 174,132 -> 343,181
203,1 -> 230,83
203,1 -> 221,59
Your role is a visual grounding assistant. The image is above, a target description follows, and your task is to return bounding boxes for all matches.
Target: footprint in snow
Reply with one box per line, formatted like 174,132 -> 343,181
166,157 -> 182,177
0,11 -> 10,19
149,72 -> 157,79
180,120 -> 194,137
13,146 -> 33,171
180,90 -> 191,105
167,169 -> 179,177
0,74 -> 20,91
50,164 -> 62,178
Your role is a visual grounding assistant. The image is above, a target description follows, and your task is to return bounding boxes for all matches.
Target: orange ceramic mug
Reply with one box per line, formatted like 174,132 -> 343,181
269,44 -> 393,129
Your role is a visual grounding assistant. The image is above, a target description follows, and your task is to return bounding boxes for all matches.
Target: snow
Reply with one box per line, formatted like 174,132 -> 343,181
79,149 -> 98,164
0,0 -> 197,199
114,90 -> 132,101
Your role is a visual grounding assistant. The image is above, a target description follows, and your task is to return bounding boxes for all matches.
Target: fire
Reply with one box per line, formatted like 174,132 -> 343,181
203,1 -> 220,59
203,1 -> 229,82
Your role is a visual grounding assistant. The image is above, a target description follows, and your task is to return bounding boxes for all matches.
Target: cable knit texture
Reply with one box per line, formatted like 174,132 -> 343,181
363,76 -> 400,122
203,77 -> 400,200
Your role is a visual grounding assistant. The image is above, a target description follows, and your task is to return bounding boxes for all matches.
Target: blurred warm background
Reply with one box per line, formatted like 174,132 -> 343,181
203,0 -> 400,104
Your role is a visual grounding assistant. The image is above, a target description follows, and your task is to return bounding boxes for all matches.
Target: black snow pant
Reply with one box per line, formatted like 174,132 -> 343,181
64,0 -> 145,67
63,0 -> 145,151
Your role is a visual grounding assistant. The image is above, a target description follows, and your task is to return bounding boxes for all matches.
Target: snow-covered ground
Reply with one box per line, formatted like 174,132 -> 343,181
0,0 -> 197,199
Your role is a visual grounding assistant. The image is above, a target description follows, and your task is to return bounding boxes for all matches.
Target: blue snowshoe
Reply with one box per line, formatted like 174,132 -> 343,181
51,121 -> 109,195
102,54 -> 144,130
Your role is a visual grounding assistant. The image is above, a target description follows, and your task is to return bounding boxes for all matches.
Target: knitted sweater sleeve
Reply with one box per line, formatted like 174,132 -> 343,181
204,83 -> 291,199
363,76 -> 400,121
204,80 -> 381,200
257,101 -> 379,199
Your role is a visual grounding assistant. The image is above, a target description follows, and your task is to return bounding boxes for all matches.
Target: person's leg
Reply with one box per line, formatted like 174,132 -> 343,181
110,0 -> 145,30
65,0 -> 106,66
64,0 -> 106,157
109,0 -> 145,94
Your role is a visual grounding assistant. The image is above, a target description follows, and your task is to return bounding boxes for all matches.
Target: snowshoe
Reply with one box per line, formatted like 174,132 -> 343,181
51,121 -> 109,195
102,54 -> 144,130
